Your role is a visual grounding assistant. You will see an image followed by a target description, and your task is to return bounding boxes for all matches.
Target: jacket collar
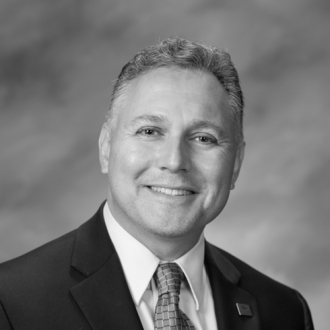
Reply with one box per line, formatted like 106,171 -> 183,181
205,242 -> 261,330
69,202 -> 260,330
70,202 -> 144,330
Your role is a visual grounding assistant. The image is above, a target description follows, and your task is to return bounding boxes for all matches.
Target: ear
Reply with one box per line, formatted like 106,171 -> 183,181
231,141 -> 245,190
98,122 -> 111,174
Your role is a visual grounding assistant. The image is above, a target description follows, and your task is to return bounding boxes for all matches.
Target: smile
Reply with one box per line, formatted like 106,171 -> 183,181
148,186 -> 194,196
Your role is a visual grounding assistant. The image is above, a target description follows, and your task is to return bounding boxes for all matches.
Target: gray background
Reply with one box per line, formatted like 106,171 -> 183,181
0,1 -> 329,329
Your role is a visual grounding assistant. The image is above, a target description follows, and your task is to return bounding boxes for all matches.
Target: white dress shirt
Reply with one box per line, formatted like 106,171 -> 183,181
103,202 -> 218,330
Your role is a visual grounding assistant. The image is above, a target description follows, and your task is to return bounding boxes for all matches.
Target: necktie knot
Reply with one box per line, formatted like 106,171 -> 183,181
154,263 -> 195,329
154,263 -> 185,297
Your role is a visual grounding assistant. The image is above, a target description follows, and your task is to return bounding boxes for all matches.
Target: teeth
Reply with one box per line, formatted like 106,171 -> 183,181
150,186 -> 193,196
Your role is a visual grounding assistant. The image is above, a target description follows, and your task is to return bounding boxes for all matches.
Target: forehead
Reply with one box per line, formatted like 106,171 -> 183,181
116,67 -> 231,126
128,67 -> 224,101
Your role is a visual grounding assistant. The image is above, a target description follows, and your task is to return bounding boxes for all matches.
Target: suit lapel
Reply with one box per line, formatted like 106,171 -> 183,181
68,204 -> 261,330
69,203 -> 143,330
205,242 -> 261,330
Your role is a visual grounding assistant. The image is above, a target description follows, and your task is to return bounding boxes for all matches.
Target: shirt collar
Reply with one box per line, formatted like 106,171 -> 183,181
173,232 -> 205,310
103,202 -> 205,310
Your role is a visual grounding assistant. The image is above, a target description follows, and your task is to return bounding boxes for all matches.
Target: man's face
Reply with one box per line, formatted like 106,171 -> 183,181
99,67 -> 244,241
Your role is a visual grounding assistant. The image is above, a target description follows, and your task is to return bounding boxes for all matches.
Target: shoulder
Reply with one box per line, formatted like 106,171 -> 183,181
0,229 -> 82,325
0,230 -> 77,291
0,202 -> 107,285
206,242 -> 314,329
206,241 -> 294,292
0,202 -> 108,299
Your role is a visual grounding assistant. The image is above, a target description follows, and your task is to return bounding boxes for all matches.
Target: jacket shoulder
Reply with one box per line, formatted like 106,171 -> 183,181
207,242 -> 294,291
206,242 -> 314,330
0,229 -> 78,293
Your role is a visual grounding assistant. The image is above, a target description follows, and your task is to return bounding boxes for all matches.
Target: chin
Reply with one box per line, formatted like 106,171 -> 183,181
148,227 -> 193,239
141,214 -> 201,239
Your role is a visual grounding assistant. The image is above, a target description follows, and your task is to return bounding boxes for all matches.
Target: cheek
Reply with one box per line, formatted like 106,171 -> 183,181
109,142 -> 152,179
198,152 -> 231,180
199,155 -> 234,199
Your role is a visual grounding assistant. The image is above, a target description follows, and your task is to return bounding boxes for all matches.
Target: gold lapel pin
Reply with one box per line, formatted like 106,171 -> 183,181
236,303 -> 253,316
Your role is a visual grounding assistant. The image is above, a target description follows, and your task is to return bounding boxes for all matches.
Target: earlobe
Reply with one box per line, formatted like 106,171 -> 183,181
98,122 -> 111,174
230,141 -> 245,190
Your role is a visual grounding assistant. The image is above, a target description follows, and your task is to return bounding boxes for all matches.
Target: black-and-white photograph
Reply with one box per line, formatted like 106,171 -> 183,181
0,1 -> 329,329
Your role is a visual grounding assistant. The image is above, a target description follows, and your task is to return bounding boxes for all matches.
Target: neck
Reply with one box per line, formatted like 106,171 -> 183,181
121,219 -> 203,261
107,203 -> 203,261
134,229 -> 203,261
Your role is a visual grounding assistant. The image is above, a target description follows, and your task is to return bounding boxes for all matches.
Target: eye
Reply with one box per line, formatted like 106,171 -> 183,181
197,136 -> 211,143
136,127 -> 160,136
193,134 -> 217,144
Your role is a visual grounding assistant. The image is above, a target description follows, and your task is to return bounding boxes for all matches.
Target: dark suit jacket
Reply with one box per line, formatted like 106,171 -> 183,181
0,203 -> 314,330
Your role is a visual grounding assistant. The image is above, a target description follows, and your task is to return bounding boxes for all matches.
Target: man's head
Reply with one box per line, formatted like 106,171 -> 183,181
107,37 -> 244,144
99,37 -> 245,258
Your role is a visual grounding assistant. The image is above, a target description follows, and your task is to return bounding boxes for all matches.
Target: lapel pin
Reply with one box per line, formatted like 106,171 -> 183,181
236,303 -> 253,317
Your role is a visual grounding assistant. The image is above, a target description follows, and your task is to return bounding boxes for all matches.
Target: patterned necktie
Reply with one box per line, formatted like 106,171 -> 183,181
154,263 -> 195,330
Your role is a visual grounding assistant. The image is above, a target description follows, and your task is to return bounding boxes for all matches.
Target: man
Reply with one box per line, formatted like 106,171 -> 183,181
0,37 -> 314,329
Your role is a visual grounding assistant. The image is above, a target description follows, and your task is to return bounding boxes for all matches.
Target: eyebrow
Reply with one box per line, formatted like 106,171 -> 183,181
129,115 -> 168,126
190,119 -> 227,137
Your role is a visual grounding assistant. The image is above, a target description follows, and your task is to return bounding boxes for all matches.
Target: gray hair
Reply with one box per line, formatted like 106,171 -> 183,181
107,37 -> 244,143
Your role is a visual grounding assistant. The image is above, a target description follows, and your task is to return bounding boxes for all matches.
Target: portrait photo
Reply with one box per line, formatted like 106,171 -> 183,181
0,1 -> 329,329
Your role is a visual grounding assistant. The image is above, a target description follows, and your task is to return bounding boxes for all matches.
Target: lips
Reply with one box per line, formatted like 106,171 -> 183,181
148,186 -> 194,196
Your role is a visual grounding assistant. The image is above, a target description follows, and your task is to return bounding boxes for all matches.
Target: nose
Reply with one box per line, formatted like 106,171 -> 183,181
156,137 -> 192,173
